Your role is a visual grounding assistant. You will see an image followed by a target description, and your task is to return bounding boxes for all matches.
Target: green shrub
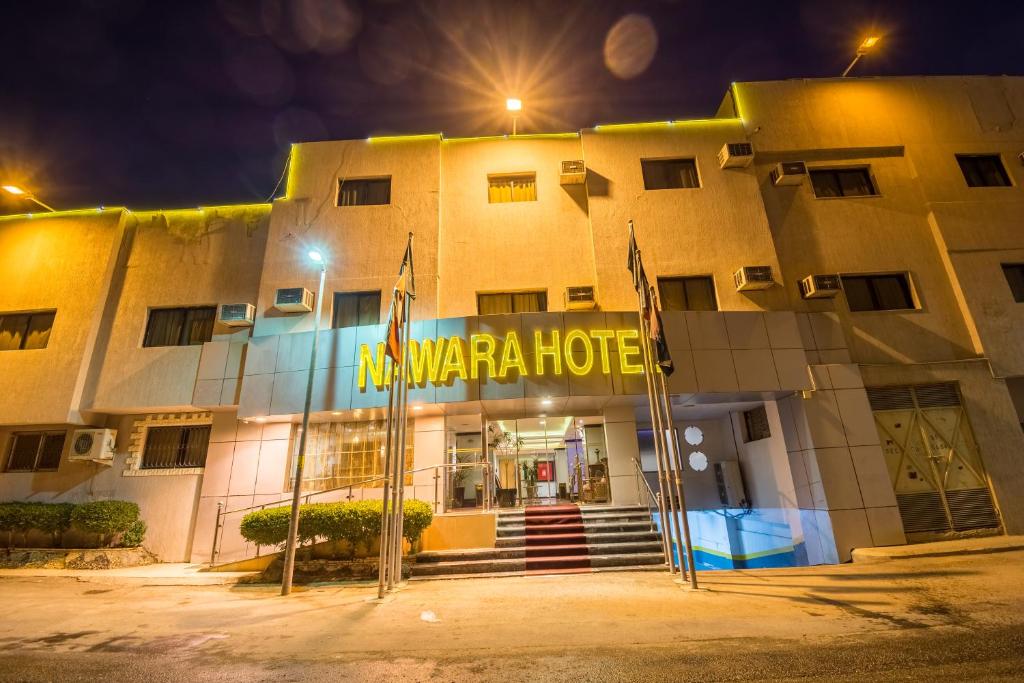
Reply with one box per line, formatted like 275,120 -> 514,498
401,499 -> 433,546
71,500 -> 141,546
0,503 -> 27,546
119,519 -> 147,548
239,506 -> 291,548
0,502 -> 76,547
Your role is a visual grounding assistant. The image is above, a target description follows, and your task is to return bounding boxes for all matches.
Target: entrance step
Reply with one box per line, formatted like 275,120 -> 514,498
412,503 -> 666,580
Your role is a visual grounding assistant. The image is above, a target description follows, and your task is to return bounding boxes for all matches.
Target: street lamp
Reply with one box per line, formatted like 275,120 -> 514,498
506,98 -> 522,136
2,185 -> 56,212
842,36 -> 881,77
280,248 -> 327,596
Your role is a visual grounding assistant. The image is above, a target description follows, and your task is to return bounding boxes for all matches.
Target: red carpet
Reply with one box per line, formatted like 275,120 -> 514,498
524,504 -> 590,573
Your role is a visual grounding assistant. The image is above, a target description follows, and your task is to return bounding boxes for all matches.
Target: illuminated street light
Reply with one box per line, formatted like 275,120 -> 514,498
506,98 -> 522,136
2,184 -> 56,212
842,36 -> 881,77
281,247 -> 328,597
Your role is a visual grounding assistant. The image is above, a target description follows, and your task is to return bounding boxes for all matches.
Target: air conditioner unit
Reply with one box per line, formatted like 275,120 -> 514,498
770,161 -> 807,186
714,461 -> 748,508
799,274 -> 842,299
68,429 -> 116,464
565,285 -> 597,310
218,303 -> 255,327
274,287 -> 314,313
733,266 -> 775,291
1018,151 -> 1024,166
560,160 -> 586,185
717,142 -> 754,168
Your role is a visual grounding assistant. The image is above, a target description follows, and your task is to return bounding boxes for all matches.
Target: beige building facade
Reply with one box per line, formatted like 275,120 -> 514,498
2,75 -> 1022,569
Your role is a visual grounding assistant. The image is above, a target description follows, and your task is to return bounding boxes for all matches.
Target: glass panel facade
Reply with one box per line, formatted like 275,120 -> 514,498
286,420 -> 414,493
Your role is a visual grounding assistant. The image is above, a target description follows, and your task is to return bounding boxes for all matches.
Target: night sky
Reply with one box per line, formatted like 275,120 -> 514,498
1,0 -> 1021,212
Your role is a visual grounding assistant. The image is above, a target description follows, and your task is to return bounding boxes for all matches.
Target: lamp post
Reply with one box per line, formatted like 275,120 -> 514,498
280,248 -> 327,596
842,36 -> 881,77
2,185 -> 56,212
506,98 -> 522,136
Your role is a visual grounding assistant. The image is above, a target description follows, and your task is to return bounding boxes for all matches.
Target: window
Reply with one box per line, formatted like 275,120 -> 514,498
0,311 -> 55,351
956,155 -> 1011,187
841,274 -> 915,312
5,432 -> 65,472
337,177 -> 391,206
1003,264 -> 1024,303
641,158 -> 699,190
477,291 -> 548,315
488,173 -> 536,203
658,276 -> 717,311
742,406 -> 770,442
286,421 -> 413,492
332,291 -> 381,329
143,307 -> 216,348
141,425 -> 211,469
809,168 -> 878,197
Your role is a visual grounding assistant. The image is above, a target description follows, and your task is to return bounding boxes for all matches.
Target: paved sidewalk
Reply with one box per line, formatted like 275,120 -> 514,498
0,562 -> 258,586
852,534 -> 1024,563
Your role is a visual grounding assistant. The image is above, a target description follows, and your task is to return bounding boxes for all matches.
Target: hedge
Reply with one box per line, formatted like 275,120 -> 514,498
239,499 -> 434,557
0,500 -> 146,548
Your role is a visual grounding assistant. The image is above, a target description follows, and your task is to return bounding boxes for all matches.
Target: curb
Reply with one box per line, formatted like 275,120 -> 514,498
852,536 -> 1024,563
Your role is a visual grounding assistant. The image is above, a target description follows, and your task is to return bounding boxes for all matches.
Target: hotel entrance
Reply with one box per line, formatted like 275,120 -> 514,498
486,416 -> 610,508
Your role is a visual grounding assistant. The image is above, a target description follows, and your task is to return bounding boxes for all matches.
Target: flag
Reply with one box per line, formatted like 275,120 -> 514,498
648,285 -> 674,377
627,221 -> 642,292
384,239 -> 414,363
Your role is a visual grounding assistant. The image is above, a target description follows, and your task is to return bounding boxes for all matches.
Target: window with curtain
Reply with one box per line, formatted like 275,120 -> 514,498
332,291 -> 382,329
285,420 -> 414,492
488,174 -> 537,203
809,168 -> 878,197
841,274 -> 916,312
477,291 -> 548,315
641,158 -> 699,190
657,276 -> 717,311
5,431 -> 65,471
337,177 -> 392,206
0,311 -> 55,351
143,307 -> 216,347
956,155 -> 1011,187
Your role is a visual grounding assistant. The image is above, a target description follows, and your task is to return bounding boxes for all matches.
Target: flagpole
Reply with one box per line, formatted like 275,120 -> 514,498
377,353 -> 397,598
392,234 -> 415,587
637,295 -> 685,580
657,366 -> 698,589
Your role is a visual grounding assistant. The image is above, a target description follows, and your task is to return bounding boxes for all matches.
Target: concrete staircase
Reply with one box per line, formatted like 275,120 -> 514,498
411,504 -> 665,579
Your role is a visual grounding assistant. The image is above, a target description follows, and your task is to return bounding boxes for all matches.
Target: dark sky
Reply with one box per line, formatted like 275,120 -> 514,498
1,0 -> 1021,212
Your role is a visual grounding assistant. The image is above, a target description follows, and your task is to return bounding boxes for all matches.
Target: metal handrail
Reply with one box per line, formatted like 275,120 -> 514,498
633,458 -> 669,560
209,461 -> 494,566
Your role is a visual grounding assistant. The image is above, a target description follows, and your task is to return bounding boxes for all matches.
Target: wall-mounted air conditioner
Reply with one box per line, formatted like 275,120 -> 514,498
714,461 -> 748,507
733,266 -> 775,291
274,288 -> 314,313
717,142 -> 754,168
560,160 -> 586,185
770,161 -> 807,186
218,303 -> 256,327
799,274 -> 842,299
68,429 -> 116,464
565,285 -> 597,310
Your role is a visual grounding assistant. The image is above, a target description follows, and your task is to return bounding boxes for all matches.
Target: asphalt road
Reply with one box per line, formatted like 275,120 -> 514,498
2,550 -> 1023,682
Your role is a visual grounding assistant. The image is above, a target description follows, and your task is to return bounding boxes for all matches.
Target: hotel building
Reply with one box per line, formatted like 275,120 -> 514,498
2,75 -> 1023,573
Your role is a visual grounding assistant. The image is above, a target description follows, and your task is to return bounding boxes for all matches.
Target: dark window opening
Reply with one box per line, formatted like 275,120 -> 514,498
641,158 -> 699,190
337,177 -> 391,206
743,406 -> 771,442
332,291 -> 382,329
1002,264 -> 1024,303
477,291 -> 547,315
5,432 -> 65,472
841,274 -> 915,312
141,425 -> 211,469
809,168 -> 878,197
143,307 -> 216,348
658,276 -> 717,311
0,311 -> 55,351
956,155 -> 1011,187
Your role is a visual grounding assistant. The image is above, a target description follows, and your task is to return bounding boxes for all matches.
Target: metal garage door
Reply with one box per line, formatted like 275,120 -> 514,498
867,382 -> 1001,534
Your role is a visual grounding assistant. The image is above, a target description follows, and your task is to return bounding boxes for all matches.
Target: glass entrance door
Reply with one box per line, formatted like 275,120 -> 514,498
487,416 -> 609,507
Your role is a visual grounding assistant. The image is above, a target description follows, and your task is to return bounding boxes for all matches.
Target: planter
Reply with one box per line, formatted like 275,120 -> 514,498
0,547 -> 158,570
253,556 -> 412,584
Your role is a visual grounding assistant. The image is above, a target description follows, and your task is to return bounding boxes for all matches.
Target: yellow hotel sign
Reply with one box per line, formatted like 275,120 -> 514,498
358,329 -> 644,390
